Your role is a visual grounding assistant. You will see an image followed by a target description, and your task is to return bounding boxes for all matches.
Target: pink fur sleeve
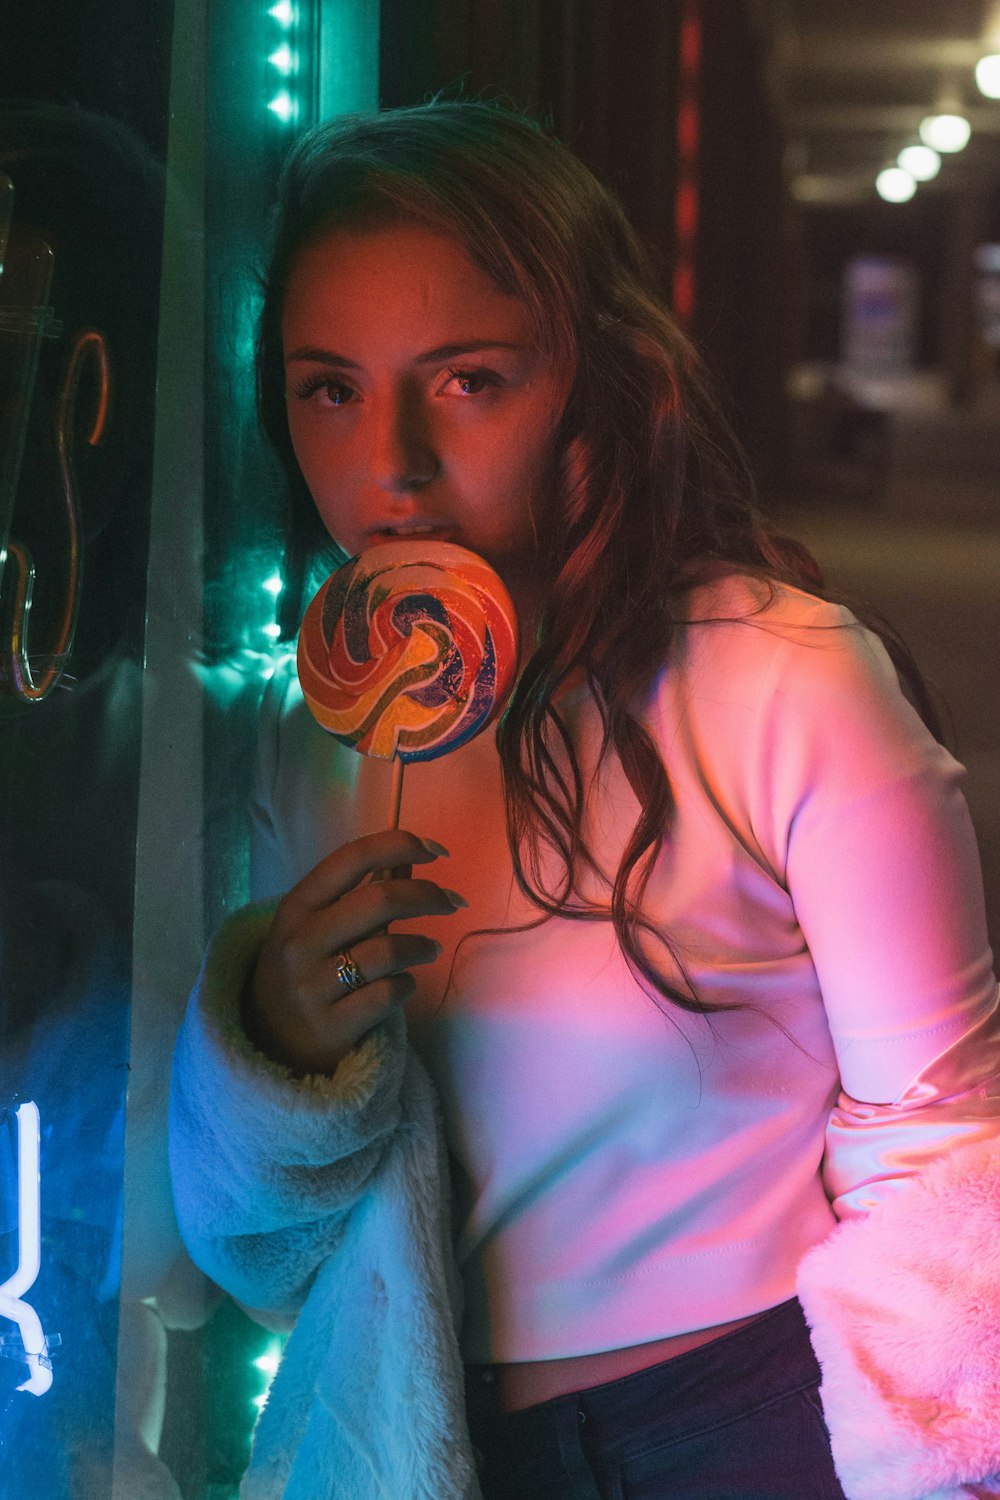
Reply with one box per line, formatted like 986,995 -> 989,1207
797,1133 -> 1000,1500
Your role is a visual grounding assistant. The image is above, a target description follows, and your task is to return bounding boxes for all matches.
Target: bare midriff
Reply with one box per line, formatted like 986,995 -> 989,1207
481,1310 -> 770,1413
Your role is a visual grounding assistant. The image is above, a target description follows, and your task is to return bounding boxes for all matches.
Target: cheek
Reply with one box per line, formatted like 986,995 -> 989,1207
285,404 -> 312,475
287,413 -> 343,498
489,405 -> 555,483
511,413 -> 562,499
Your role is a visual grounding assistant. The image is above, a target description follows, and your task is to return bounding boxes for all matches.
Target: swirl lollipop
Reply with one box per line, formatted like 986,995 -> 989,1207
297,539 -> 520,825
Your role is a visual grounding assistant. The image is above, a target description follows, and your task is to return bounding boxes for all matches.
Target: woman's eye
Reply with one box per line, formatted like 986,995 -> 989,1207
289,368 -> 500,403
290,376 -> 355,405
444,367 -> 499,396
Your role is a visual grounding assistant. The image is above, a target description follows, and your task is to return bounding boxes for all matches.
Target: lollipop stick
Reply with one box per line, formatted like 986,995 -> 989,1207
387,756 -> 405,831
373,758 -> 406,882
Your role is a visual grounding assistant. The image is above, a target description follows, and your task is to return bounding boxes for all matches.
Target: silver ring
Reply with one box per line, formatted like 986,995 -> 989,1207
334,951 -> 366,993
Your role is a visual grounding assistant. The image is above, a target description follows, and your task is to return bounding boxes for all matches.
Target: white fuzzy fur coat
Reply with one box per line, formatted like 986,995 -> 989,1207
169,902 -> 1000,1500
169,903 -> 481,1499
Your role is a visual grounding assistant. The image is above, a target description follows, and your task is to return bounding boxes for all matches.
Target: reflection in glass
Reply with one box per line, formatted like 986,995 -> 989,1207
0,88 -> 167,1500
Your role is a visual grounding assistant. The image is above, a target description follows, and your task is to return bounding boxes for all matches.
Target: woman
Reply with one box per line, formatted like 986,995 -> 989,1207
170,98 -> 1000,1499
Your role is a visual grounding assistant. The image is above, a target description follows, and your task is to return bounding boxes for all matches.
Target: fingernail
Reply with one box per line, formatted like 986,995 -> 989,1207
419,837 -> 450,857
441,888 -> 469,909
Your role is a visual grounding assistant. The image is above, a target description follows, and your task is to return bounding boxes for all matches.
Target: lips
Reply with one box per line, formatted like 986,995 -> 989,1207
367,523 -> 458,544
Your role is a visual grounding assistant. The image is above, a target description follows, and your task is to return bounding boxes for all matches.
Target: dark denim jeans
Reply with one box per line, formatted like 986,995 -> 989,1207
465,1298 -> 848,1500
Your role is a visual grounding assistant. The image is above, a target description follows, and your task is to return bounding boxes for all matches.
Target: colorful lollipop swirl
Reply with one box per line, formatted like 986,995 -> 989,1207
296,540 -> 520,763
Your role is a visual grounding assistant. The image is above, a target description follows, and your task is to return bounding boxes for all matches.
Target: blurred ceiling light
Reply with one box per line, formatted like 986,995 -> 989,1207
976,55 -> 1000,98
876,167 -> 917,203
918,114 -> 971,152
897,145 -> 941,181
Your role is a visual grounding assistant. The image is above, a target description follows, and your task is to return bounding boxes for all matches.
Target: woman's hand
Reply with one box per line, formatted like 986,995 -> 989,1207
243,829 -> 465,1076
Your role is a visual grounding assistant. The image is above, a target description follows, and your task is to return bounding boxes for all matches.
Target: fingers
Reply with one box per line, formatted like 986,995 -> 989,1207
331,874 -> 466,940
343,931 -> 443,987
252,930 -> 442,1077
295,930 -> 444,1066
281,877 -> 464,980
246,830 -> 464,1077
248,969 -> 417,1078
317,969 -> 421,1068
310,929 -> 443,1062
292,830 -> 450,914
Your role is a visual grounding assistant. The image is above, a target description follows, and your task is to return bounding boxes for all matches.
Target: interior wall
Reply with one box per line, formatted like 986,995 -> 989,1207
695,0 -> 787,490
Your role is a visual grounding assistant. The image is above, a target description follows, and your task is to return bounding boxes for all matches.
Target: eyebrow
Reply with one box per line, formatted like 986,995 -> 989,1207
284,340 -> 526,368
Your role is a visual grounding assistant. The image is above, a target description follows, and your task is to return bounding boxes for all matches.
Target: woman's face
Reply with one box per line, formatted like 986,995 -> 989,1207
281,222 -> 574,604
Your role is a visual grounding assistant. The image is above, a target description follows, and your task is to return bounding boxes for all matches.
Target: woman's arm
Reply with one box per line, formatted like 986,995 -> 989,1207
168,899 -> 409,1324
755,606 -> 1000,1500
168,896 -> 480,1500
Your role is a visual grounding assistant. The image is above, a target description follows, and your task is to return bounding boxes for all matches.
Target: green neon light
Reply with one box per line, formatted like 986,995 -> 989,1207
268,44 -> 296,74
267,91 -> 297,122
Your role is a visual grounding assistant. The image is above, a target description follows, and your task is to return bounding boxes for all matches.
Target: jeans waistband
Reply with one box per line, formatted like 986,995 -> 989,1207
466,1297 -> 820,1462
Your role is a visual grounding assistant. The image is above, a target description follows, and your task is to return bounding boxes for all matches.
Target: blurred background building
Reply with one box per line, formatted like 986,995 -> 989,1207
1,2 -> 997,1495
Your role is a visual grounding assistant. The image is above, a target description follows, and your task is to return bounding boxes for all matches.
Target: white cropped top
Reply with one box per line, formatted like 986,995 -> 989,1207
249,574 -> 1000,1363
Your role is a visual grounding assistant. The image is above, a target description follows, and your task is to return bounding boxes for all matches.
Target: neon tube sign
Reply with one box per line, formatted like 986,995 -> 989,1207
0,1102 -> 52,1395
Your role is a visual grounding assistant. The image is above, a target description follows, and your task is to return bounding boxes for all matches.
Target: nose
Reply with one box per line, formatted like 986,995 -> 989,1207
369,387 -> 439,493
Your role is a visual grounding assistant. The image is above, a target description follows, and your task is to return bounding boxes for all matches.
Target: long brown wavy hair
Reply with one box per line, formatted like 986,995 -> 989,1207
256,96 -> 941,1020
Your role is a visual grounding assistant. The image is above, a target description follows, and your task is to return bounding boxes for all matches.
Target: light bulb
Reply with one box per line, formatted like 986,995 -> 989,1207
918,114 -> 971,153
269,1 -> 295,26
263,574 -> 284,596
876,168 -> 917,204
897,145 -> 940,182
975,54 -> 1000,99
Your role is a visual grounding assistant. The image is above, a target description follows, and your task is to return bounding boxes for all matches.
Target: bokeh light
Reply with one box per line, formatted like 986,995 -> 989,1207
876,167 -> 917,203
918,114 -> 971,153
975,54 -> 1000,99
897,145 -> 940,181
